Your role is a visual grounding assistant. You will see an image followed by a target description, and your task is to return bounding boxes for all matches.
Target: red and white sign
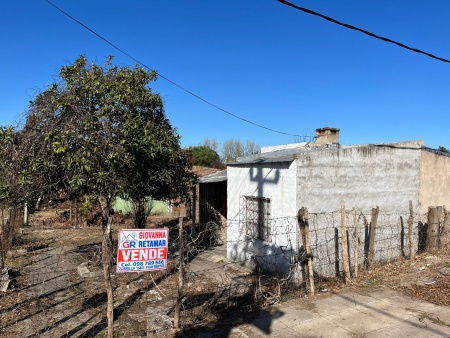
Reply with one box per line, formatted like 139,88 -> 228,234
117,228 -> 168,273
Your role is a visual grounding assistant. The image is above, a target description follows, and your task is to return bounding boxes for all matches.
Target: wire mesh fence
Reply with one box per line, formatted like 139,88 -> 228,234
0,203 -> 449,336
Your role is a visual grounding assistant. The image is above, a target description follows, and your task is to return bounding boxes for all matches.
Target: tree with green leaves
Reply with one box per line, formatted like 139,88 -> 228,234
0,126 -> 17,269
0,127 -> 16,206
25,55 -> 194,224
23,55 -> 195,336
187,145 -> 224,168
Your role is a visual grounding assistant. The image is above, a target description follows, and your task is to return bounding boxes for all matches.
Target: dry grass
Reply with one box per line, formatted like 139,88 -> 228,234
353,250 -> 450,306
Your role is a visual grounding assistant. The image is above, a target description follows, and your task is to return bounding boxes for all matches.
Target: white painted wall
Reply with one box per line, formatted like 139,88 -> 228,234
227,162 -> 297,271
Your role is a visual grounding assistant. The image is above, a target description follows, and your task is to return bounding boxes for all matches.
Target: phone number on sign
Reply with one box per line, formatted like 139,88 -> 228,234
119,260 -> 166,270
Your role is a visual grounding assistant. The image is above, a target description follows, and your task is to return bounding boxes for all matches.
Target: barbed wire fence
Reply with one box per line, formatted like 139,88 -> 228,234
220,201 -> 449,305
0,201 -> 449,336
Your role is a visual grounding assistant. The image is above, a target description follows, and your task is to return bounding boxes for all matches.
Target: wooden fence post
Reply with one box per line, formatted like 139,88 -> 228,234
0,209 -> 5,269
23,202 -> 29,227
297,207 -> 314,295
174,216 -> 185,328
408,200 -> 415,260
441,207 -> 449,249
368,206 -> 379,268
192,187 -> 197,237
69,200 -> 73,222
436,206 -> 443,248
74,198 -> 78,228
426,206 -> 440,251
341,201 -> 350,284
9,208 -> 15,249
353,208 -> 358,278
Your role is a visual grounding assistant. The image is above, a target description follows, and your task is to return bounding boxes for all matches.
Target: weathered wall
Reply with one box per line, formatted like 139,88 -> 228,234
295,141 -> 423,274
227,140 -> 429,277
419,150 -> 450,213
227,162 -> 297,271
296,141 -> 423,214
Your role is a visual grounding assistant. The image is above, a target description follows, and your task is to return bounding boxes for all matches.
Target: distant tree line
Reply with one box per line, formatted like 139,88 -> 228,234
187,138 -> 260,168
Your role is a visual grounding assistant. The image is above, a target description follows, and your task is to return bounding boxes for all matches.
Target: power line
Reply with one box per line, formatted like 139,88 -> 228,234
277,0 -> 450,64
43,0 -> 308,138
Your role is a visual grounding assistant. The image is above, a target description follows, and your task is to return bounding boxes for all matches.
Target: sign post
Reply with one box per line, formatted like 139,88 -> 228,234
117,228 -> 169,273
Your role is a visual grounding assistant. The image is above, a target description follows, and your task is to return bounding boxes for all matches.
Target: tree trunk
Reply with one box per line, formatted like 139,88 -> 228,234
98,195 -> 110,229
0,209 -> 5,269
103,217 -> 114,338
174,216 -> 185,328
98,195 -> 113,338
35,193 -> 43,210
133,199 -> 146,229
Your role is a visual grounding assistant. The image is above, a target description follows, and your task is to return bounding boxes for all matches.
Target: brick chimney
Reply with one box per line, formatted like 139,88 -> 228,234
315,127 -> 340,146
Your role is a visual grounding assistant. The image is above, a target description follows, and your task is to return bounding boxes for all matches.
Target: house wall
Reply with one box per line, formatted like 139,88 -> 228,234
227,162 -> 297,272
419,150 -> 450,213
296,141 -> 423,214
295,141 -> 423,274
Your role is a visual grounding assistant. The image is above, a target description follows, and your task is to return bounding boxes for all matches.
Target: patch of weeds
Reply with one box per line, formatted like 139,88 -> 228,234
69,283 -> 84,295
364,279 -> 378,287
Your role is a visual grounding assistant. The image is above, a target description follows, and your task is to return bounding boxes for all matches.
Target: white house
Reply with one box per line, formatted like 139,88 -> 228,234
226,127 -> 450,276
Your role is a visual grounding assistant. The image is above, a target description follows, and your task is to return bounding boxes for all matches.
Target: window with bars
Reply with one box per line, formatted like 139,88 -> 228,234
243,196 -> 271,242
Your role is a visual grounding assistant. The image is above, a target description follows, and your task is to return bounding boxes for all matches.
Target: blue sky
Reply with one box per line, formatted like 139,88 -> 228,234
2,1 -> 450,150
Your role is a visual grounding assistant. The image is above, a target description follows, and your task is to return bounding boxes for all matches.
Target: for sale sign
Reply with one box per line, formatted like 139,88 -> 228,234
117,228 -> 168,272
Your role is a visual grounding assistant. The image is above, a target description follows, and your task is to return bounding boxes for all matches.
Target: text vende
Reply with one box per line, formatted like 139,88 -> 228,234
118,248 -> 167,262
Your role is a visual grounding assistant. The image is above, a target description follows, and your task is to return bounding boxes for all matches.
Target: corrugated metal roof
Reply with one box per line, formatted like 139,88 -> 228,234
227,145 -> 329,165
198,169 -> 227,183
228,154 -> 296,165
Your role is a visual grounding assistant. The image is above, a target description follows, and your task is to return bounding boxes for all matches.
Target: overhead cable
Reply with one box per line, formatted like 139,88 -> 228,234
278,0 -> 450,64
43,0 -> 307,138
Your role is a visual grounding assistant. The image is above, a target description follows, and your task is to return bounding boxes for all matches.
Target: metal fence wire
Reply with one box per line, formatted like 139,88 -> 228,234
0,205 -> 448,337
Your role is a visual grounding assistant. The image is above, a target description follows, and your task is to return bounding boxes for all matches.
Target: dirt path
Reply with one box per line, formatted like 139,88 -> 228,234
2,239 -> 106,337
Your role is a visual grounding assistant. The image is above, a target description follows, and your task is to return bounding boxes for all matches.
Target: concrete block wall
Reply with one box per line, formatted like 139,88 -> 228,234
296,142 -> 423,214
307,209 -> 418,278
226,140 -> 450,278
